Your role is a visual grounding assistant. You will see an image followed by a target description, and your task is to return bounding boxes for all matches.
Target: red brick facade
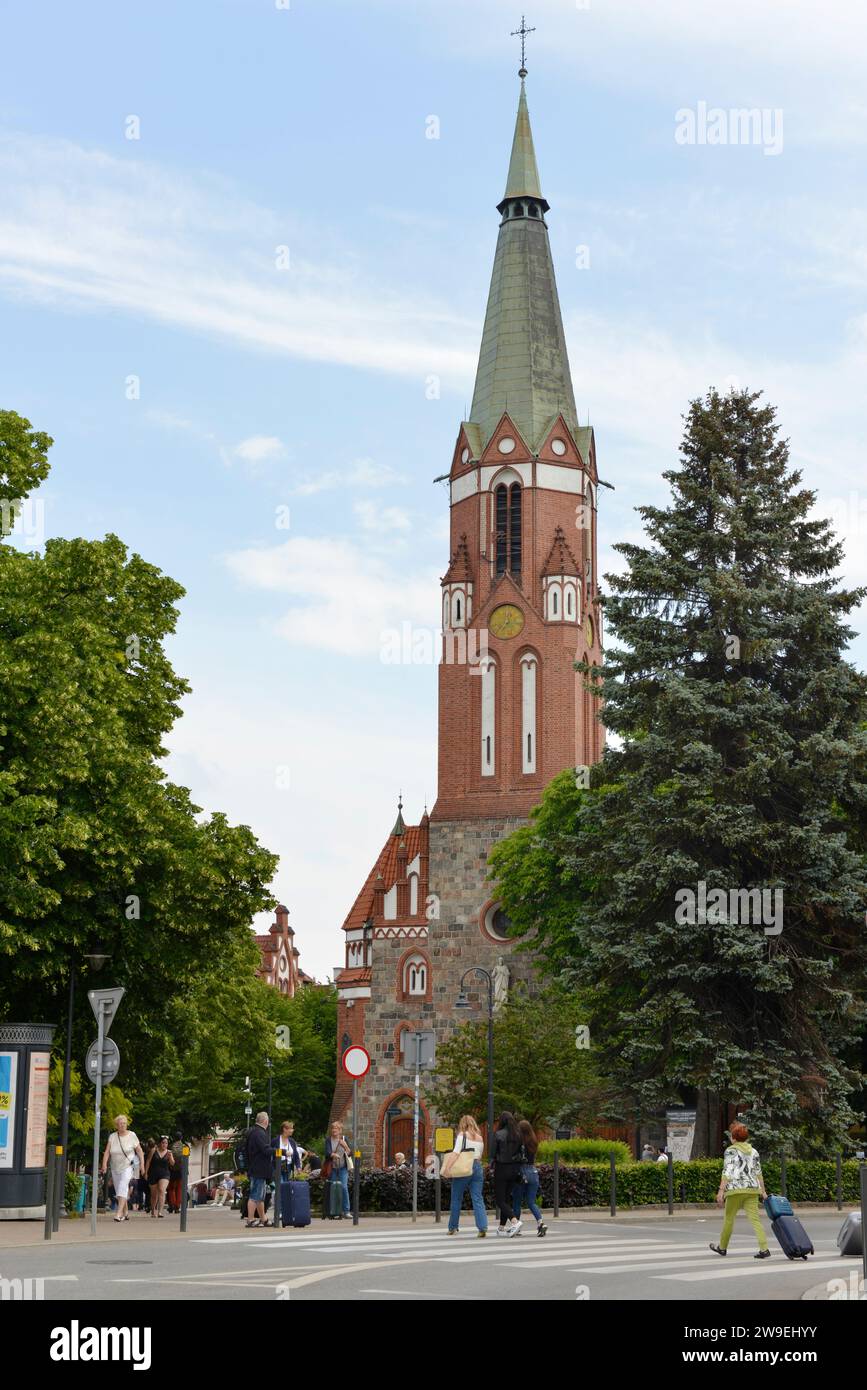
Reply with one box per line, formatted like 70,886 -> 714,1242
330,79 -> 605,1163
255,904 -> 312,996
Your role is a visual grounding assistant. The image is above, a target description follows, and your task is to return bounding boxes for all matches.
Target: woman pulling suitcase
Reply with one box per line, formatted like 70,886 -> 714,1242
709,1122 -> 771,1259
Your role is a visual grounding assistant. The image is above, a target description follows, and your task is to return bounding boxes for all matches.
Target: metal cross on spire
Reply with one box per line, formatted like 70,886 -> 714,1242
511,15 -> 536,77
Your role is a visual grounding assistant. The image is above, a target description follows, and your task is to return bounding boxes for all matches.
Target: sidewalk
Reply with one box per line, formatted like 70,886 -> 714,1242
0,1200 -> 857,1250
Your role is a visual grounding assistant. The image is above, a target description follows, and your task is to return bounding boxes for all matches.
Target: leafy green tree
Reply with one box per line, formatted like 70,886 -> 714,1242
0,411 -> 278,1098
491,389 -> 867,1153
424,983 -> 604,1133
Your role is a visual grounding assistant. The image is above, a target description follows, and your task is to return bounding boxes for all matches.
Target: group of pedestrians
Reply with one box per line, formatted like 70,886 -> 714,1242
99,1116 -> 198,1222
442,1111 -> 547,1239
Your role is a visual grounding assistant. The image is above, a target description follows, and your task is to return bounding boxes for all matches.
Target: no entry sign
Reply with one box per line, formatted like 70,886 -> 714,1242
341,1045 -> 370,1079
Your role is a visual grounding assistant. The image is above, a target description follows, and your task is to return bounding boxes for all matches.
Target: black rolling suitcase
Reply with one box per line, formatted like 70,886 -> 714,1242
771,1213 -> 814,1259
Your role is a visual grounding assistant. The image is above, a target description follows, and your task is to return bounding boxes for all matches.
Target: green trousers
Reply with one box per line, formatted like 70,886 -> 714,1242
719,1189 -> 768,1251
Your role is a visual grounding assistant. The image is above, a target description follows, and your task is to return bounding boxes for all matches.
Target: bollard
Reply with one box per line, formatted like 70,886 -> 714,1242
860,1160 -> 867,1288
553,1152 -> 560,1219
609,1151 -> 617,1218
180,1146 -> 189,1232
53,1144 -> 64,1231
667,1152 -> 674,1215
273,1148 -> 282,1231
44,1144 -> 56,1241
836,1153 -> 843,1211
779,1154 -> 787,1199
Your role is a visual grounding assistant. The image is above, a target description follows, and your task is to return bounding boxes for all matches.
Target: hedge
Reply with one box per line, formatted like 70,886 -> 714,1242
301,1159 -> 863,1213
537,1138 -> 632,1165
580,1158 -> 863,1208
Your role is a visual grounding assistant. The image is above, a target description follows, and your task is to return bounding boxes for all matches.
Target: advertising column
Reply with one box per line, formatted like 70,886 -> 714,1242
0,1024 -> 57,1215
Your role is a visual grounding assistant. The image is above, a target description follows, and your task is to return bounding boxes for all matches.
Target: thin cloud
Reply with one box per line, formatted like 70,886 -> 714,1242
0,133 -> 477,386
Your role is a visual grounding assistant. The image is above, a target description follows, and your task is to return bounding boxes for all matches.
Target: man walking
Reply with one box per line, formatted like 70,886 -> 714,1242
245,1112 -> 273,1229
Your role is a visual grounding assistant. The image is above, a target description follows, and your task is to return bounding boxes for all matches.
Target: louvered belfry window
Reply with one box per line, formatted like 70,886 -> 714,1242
495,482 -> 522,578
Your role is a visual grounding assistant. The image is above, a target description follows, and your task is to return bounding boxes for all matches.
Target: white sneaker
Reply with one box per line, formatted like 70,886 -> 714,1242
508,1220 -> 523,1238
496,1226 -> 509,1237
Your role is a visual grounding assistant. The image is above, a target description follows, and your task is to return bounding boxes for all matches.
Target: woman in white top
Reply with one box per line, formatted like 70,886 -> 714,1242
441,1115 -> 487,1237
100,1115 -> 145,1223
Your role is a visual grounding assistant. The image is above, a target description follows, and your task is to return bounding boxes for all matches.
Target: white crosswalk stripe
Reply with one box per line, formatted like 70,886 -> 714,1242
196,1224 -> 856,1285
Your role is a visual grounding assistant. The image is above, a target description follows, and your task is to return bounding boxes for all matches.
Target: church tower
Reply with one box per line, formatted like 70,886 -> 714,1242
331,73 -> 603,1164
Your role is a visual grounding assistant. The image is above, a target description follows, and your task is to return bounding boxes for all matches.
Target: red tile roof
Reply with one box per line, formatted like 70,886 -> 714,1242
341,819 -> 429,932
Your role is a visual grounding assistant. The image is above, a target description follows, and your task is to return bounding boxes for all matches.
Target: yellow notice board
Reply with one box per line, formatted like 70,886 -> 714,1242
434,1127 -> 454,1153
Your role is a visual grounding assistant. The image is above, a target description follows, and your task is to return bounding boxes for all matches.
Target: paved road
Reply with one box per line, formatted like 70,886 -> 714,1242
2,1210 -> 862,1300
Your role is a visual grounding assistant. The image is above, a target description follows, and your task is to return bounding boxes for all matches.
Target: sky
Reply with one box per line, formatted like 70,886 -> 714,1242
2,0 -> 866,981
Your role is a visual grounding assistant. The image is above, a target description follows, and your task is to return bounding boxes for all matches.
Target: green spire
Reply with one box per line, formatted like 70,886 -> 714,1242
503,81 -> 542,200
468,80 -> 578,452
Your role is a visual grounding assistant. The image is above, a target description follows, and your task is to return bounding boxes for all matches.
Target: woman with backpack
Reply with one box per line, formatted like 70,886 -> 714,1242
442,1115 -> 487,1237
709,1122 -> 770,1259
511,1119 -> 547,1237
490,1111 -> 524,1237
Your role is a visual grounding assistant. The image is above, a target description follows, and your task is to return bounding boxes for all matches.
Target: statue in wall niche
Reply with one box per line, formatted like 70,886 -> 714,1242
492,956 -> 510,1012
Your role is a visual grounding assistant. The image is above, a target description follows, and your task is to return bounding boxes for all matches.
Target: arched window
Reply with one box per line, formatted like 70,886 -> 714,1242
521,654 -> 537,774
552,590 -> 558,616
480,657 -> 496,777
455,595 -> 462,622
495,482 -> 522,579
404,955 -> 427,996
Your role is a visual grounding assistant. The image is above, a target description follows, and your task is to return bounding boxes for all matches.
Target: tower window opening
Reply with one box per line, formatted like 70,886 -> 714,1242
455,596 -> 461,621
495,484 -> 508,575
495,481 -> 522,579
527,733 -> 532,761
528,203 -> 539,218
486,735 -> 491,766
552,590 -> 558,615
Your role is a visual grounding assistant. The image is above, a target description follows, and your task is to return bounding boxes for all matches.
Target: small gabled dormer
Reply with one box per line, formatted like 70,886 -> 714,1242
442,533 -> 474,630
541,526 -> 580,624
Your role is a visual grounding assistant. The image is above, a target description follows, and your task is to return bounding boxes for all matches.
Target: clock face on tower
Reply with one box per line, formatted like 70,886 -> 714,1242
489,604 -> 525,639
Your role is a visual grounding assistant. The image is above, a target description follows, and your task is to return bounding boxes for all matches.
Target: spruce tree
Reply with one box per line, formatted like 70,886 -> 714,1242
493,389 -> 867,1151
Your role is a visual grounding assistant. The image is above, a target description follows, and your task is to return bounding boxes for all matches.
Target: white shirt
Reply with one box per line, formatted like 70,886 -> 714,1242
108,1131 -> 139,1170
452,1134 -> 484,1159
279,1136 -> 306,1163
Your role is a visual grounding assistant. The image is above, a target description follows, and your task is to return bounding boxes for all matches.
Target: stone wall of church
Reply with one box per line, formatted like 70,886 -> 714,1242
338,815 -> 534,1166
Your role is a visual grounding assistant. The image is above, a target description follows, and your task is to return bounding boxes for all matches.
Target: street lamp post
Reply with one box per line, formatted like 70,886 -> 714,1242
455,967 -> 495,1151
265,1057 -> 273,1123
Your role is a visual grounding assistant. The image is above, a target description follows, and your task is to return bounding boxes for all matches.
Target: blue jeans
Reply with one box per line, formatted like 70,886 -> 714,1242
335,1165 -> 351,1214
449,1161 -> 487,1232
513,1165 -> 542,1223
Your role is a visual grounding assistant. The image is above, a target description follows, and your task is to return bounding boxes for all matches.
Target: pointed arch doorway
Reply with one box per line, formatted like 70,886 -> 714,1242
384,1093 -> 427,1167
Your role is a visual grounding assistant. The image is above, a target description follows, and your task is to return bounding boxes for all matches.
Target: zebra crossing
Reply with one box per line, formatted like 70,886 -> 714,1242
195,1222 -> 862,1288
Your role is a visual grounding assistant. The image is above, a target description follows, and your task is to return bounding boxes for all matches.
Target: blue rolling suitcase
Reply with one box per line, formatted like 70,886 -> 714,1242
280,1179 -> 312,1228
771,1213 -> 813,1260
